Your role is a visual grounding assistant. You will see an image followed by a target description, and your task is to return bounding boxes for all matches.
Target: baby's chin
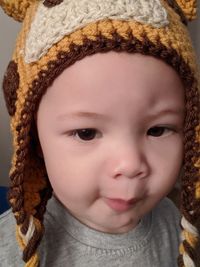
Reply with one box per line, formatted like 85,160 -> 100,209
74,205 -> 143,234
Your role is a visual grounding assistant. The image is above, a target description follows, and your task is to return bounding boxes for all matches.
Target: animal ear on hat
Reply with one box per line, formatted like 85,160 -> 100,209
166,0 -> 197,21
0,0 -> 37,22
176,0 -> 197,20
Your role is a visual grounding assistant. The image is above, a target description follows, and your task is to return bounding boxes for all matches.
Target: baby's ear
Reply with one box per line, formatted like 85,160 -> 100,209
0,0 -> 37,22
166,0 -> 197,22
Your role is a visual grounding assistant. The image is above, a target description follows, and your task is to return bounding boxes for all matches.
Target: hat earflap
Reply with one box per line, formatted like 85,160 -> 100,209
0,0 -> 37,22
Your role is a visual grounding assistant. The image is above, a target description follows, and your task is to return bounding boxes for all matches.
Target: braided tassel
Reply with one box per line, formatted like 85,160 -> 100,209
179,216 -> 199,267
16,216 -> 42,267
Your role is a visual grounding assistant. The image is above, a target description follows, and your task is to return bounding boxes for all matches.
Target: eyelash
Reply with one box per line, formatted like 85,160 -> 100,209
68,126 -> 176,142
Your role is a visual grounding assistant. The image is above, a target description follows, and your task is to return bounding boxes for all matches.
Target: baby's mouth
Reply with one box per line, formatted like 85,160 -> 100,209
104,197 -> 140,212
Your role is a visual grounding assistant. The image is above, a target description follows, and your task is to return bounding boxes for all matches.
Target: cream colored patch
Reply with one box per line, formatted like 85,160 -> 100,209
25,0 -> 169,63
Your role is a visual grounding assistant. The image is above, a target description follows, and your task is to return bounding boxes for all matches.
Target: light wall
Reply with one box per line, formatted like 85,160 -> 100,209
0,7 -> 199,186
0,9 -> 20,186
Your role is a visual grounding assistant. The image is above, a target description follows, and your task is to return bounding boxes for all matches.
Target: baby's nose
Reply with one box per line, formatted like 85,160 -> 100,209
111,141 -> 149,180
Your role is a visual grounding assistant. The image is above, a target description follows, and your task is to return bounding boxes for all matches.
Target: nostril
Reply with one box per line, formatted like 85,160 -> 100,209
112,161 -> 149,180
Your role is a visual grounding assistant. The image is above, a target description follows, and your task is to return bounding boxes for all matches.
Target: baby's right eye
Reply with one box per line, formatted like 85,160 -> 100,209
70,128 -> 98,141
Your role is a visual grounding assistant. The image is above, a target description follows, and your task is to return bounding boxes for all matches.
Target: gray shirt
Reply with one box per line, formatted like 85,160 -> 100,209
0,196 -> 181,267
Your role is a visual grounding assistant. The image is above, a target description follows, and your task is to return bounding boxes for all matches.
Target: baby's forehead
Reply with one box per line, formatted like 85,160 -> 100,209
48,51 -> 182,86
36,52 -> 184,124
45,52 -> 184,97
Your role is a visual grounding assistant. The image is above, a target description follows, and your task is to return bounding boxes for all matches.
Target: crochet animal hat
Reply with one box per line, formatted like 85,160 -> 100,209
1,0 -> 200,266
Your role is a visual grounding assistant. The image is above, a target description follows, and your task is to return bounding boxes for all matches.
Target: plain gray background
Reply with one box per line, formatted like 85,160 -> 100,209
0,7 -> 200,186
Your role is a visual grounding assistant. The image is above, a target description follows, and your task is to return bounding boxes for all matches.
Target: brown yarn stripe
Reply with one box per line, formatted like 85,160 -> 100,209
8,32 -> 200,265
43,0 -> 64,7
177,254 -> 184,267
3,61 -> 19,116
166,0 -> 188,25
34,178 -> 53,221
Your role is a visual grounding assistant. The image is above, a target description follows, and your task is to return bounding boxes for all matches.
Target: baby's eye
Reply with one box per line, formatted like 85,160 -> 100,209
71,128 -> 98,141
147,126 -> 174,137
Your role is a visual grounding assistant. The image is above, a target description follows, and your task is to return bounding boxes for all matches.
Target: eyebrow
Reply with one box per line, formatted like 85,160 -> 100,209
57,108 -> 184,121
147,108 -> 185,119
58,111 -> 111,121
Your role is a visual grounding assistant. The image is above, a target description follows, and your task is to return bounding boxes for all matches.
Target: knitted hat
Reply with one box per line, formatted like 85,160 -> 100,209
1,0 -> 200,266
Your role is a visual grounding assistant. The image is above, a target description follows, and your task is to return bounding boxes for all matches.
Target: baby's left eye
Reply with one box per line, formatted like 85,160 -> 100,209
147,126 -> 174,137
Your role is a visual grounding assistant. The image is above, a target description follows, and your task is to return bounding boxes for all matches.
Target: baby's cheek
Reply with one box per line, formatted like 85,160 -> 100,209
146,172 -> 176,197
55,173 -> 99,202
150,140 -> 183,182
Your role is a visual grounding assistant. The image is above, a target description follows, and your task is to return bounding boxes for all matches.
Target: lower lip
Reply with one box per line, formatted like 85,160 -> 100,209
104,198 -> 138,212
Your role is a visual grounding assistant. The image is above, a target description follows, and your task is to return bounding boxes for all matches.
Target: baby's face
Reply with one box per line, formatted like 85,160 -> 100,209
36,52 -> 185,233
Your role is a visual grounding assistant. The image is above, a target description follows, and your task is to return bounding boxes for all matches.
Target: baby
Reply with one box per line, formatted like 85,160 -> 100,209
0,0 -> 199,267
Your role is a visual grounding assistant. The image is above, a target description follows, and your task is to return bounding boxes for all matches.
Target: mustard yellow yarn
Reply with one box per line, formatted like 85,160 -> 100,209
0,0 -> 37,22
176,0 -> 197,20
